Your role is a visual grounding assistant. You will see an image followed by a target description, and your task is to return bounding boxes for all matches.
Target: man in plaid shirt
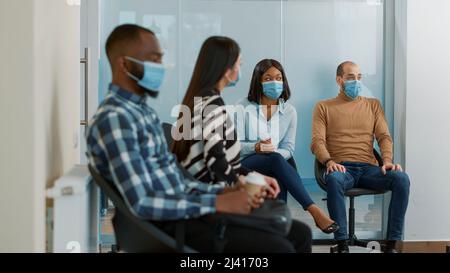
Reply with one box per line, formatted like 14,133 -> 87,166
86,83 -> 224,220
86,24 -> 312,253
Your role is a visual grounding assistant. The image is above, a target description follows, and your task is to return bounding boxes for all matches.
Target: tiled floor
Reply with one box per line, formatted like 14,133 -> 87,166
313,245 -> 380,253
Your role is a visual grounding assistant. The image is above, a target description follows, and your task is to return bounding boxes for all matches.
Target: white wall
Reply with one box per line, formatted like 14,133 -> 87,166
0,0 -> 36,253
398,0 -> 450,241
0,0 -> 80,252
393,0 -> 408,168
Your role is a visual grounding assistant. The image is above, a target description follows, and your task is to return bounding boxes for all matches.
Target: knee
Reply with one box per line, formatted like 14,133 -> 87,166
266,153 -> 290,172
391,172 -> 411,192
267,152 -> 286,165
325,172 -> 346,192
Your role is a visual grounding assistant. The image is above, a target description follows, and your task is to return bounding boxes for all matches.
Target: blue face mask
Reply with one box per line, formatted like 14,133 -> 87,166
343,80 -> 362,100
226,69 -> 241,88
262,81 -> 284,100
126,56 -> 166,95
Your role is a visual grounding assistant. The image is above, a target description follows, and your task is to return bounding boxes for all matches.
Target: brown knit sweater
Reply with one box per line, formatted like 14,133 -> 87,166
311,92 -> 393,166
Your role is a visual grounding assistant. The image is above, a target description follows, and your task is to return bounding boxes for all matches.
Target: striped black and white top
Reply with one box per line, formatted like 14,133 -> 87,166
180,90 -> 250,185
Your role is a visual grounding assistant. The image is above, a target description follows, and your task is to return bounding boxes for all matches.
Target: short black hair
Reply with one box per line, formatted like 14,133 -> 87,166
336,61 -> 357,77
105,24 -> 155,63
248,59 -> 291,103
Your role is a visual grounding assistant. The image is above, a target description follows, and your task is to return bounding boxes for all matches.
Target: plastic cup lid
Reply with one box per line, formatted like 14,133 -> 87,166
245,172 -> 267,186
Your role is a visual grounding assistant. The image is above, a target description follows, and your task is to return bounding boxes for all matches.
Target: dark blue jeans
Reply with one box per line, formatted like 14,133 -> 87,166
241,153 -> 314,210
325,162 -> 410,241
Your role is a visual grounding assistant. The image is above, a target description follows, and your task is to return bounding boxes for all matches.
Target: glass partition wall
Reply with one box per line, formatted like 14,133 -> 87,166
97,0 -> 389,243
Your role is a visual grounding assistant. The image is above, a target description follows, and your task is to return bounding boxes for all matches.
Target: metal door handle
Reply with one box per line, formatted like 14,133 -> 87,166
80,47 -> 90,127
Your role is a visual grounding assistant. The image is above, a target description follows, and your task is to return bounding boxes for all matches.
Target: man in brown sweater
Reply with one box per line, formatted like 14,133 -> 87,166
311,61 -> 410,253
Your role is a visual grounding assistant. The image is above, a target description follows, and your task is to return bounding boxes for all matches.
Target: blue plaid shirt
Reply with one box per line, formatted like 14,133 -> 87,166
86,84 -> 224,221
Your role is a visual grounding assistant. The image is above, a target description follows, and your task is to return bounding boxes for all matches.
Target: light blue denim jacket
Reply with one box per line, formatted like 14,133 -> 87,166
234,98 -> 298,160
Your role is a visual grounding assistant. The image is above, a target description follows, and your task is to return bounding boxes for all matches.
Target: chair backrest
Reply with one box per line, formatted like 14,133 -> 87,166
162,122 -> 198,181
88,165 -> 197,253
287,157 -> 298,171
162,122 -> 174,148
315,149 -> 384,192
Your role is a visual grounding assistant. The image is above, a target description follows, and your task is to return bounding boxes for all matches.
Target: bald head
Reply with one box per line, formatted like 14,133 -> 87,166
336,61 -> 359,77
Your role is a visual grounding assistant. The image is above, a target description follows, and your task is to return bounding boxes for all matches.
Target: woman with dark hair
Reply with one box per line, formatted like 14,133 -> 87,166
235,59 -> 339,234
171,36 -> 252,186
171,37 -> 314,252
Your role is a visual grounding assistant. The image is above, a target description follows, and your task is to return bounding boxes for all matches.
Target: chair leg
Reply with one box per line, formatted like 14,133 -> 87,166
353,238 -> 368,248
348,197 -> 370,248
348,197 -> 356,246
347,196 -> 385,251
332,195 -> 386,252
110,244 -> 118,253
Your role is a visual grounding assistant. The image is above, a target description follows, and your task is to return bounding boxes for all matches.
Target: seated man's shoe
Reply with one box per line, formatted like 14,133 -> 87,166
337,240 -> 350,253
384,241 -> 398,253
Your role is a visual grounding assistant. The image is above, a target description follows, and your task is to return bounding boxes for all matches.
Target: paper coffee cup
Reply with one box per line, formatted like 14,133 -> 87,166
244,172 -> 267,197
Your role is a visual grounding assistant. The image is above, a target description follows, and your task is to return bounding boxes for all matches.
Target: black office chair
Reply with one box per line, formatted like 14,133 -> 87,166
163,122 -> 175,148
89,165 -> 197,253
162,122 -> 198,181
287,157 -> 298,171
314,149 -> 388,253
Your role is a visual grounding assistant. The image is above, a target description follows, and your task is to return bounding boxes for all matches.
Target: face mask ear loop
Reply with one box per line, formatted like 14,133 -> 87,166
125,56 -> 144,82
126,72 -> 140,82
225,73 -> 232,85
342,78 -> 347,93
227,67 -> 238,84
125,56 -> 144,65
